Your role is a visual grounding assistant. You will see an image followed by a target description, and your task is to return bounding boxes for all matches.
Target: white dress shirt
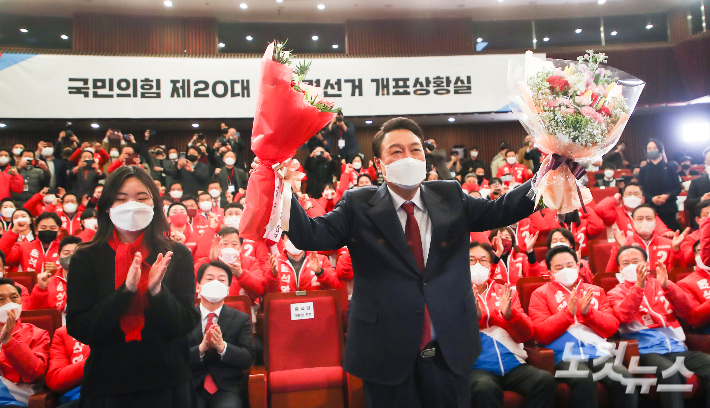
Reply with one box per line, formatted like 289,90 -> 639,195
387,186 -> 436,341
199,303 -> 227,358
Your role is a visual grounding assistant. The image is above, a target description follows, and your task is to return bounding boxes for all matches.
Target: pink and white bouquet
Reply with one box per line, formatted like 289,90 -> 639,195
508,50 -> 645,214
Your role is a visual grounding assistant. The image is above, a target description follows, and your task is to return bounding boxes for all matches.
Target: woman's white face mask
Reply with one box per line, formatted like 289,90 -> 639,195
109,201 -> 154,232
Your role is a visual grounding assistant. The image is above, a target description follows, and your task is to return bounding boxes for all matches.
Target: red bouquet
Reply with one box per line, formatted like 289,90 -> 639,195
240,41 -> 339,243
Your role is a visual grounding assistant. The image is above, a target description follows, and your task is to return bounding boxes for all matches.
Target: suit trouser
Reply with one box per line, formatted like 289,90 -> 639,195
639,350 -> 710,408
362,342 -> 470,408
195,388 -> 242,408
469,364 -> 556,408
555,358 -> 637,408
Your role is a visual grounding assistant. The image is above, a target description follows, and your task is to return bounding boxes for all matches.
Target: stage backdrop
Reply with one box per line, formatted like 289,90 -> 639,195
0,52 -> 542,119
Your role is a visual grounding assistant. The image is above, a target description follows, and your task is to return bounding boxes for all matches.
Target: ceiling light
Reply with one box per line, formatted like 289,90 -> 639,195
575,28 -> 582,33
240,3 -> 248,9
246,35 -> 253,41
19,28 -> 28,33
683,122 -> 710,142
543,37 -> 549,42
365,120 -> 373,124
497,0 -> 503,2
312,35 -> 319,41
448,117 -> 456,122
164,0 -> 173,6
192,123 -> 200,128
0,124 -> 6,128
532,39 -> 537,43
476,37 -> 483,43
317,4 -> 325,10
218,42 -> 225,48
610,30 -> 618,36
597,0 -> 606,4
277,0 -> 283,2
646,23 -> 653,29
91,123 -> 100,129
60,34 -> 69,40
332,44 -> 339,49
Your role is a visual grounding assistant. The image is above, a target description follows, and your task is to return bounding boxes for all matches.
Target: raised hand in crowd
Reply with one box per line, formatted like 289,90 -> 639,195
0,308 -> 19,345
612,226 -> 634,248
227,256 -> 242,279
225,190 -> 233,203
307,251 -> 321,274
671,228 -> 691,251
269,254 -> 278,277
208,213 -> 220,229
44,261 -> 57,276
656,260 -> 669,289
147,251 -> 172,296
170,230 -> 186,244
491,231 -> 504,258
634,262 -> 650,289
578,289 -> 594,316
37,270 -> 52,290
524,231 -> 539,253
497,283 -> 512,320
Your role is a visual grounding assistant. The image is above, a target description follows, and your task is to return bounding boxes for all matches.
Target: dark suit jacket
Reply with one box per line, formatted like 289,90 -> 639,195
686,174 -> 710,229
287,179 -> 536,385
188,305 -> 255,395
177,162 -> 210,196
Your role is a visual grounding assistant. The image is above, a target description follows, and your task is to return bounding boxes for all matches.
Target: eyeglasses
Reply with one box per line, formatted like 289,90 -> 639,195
470,258 -> 490,267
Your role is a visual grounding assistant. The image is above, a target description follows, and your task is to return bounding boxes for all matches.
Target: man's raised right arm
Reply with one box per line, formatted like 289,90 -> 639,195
286,192 -> 351,252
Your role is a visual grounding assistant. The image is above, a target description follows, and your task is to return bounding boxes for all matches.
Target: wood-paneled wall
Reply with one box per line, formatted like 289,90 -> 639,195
73,14 -> 217,55
346,19 -> 475,56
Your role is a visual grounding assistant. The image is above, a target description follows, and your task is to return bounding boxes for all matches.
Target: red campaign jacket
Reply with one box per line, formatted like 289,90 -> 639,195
23,193 -> 54,217
76,228 -> 95,242
0,231 -> 59,272
470,231 -> 490,244
69,147 -> 109,167
194,256 -> 264,304
496,163 -> 530,184
528,280 -> 619,345
27,271 -> 67,313
677,268 -> 710,328
680,230 -> 701,267
525,208 -> 604,257
605,234 -> 680,273
263,251 -> 335,294
0,321 -> 50,384
298,197 -> 325,218
176,225 -> 213,258
192,212 -> 223,237
45,326 -> 89,393
595,196 -> 672,238
607,278 -> 692,333
490,251 -> 535,286
475,279 -> 534,343
0,167 -> 24,200
57,208 -> 85,237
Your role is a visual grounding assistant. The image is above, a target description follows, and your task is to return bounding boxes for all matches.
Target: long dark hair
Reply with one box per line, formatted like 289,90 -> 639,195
80,166 -> 173,254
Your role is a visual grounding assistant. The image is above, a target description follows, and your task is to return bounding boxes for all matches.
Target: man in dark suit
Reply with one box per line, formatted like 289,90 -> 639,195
686,147 -> 710,229
177,147 -> 210,196
287,117 -> 537,408
189,261 -> 255,408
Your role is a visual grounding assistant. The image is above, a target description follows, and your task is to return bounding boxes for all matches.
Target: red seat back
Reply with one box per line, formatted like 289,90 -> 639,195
534,247 -> 548,265
593,272 -> 620,294
516,276 -> 550,314
588,241 -> 615,274
264,290 -> 344,373
21,309 -> 62,342
589,187 -> 619,205
224,295 -> 251,314
8,272 -> 37,294
670,267 -> 695,283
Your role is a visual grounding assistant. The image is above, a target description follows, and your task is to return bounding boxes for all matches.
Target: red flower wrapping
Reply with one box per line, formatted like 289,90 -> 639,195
239,43 -> 337,242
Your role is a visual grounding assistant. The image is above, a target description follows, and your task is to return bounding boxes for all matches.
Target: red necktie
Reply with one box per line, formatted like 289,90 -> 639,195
204,312 -> 218,394
402,203 -> 432,350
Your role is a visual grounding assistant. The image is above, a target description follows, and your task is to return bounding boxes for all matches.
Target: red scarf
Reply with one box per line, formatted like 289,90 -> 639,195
109,231 -> 151,342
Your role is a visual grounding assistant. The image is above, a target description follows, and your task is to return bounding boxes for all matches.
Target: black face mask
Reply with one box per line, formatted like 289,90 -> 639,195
186,154 -> 198,162
38,230 -> 57,244
221,128 -> 229,135
155,150 -> 164,157
682,164 -> 691,170
476,174 -> 485,183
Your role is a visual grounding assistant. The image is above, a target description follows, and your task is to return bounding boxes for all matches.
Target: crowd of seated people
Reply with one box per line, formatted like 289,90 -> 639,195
2,126 -> 710,408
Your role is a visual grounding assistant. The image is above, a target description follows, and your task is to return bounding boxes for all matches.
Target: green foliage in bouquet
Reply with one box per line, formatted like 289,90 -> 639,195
272,40 -> 341,114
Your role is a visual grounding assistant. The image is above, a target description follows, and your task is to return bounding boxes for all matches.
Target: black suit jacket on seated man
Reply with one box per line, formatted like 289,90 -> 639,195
287,179 -> 536,385
188,305 -> 255,396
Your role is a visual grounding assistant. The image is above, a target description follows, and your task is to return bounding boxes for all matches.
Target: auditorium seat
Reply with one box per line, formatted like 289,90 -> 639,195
589,187 -> 619,205
8,272 -> 37,294
22,309 -> 62,408
249,290 -> 347,408
593,272 -> 620,294
670,266 -> 694,283
587,240 -> 615,274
